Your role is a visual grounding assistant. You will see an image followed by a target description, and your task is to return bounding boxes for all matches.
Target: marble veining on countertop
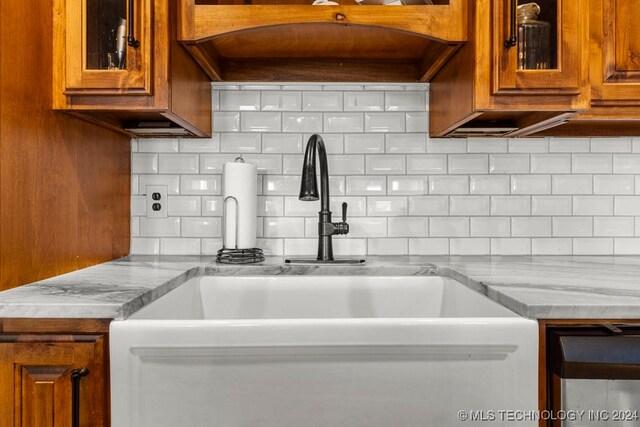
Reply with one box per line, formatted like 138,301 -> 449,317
1,256 -> 640,320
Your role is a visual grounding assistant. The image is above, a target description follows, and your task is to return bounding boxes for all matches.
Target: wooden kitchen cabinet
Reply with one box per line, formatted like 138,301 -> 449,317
430,0 -> 590,137
535,0 -> 640,136
0,320 -> 110,427
177,0 -> 468,82
53,0 -> 212,137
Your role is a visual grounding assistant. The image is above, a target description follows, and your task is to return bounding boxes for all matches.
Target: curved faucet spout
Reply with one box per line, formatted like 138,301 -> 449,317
298,134 -> 349,261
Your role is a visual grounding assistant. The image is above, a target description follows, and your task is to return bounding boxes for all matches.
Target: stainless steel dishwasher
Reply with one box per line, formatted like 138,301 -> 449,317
547,325 -> 640,427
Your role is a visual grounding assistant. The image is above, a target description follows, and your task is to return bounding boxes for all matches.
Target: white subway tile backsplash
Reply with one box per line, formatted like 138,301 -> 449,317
409,238 -> 449,255
468,138 -> 508,153
552,175 -> 592,194
179,136 -> 220,153
614,196 -> 640,215
160,238 -> 201,255
262,134 -> 303,153
489,154 -> 529,174
282,113 -> 322,133
613,154 -> 640,173
168,196 -> 202,217
202,196 -> 223,216
549,138 -> 590,153
429,175 -> 468,194
573,196 -> 613,216
386,134 -> 426,153
159,154 -> 199,174
427,138 -> 466,153
264,218 -> 305,238
241,112 -> 281,132
407,196 -> 447,216
345,134 -> 385,153
531,195 -> 572,215
132,84 -> 640,256
220,91 -> 260,111
180,175 -> 221,195
182,217 -> 221,237
448,154 -> 488,174
470,217 -> 510,237
430,217 -> 469,237
385,91 -> 426,111
508,138 -> 548,153
324,113 -> 364,133
138,138 -> 179,153
491,196 -> 531,216
512,217 -> 551,237
132,154 -> 158,174
572,154 -> 612,173
344,92 -> 384,112
139,175 -> 180,195
220,134 -> 261,153
407,155 -> 447,174
303,92 -> 342,111
346,176 -> 386,196
532,238 -> 572,255
368,197 -> 408,216
388,217 -> 428,237
573,238 -> 614,255
367,239 -> 408,255
511,175 -> 551,194
470,175 -> 510,195
405,112 -> 428,132
594,217 -> 634,236
365,113 -> 405,132
213,112 -> 240,132
553,217 -> 593,237
131,238 -> 160,255
366,155 -> 405,175
450,238 -> 490,255
614,238 -> 640,255
491,238 -> 531,255
590,138 -> 631,153
450,196 -> 490,216
140,218 -> 180,237
262,92 -> 302,111
593,175 -> 634,194
531,154 -> 571,174
388,176 -> 429,195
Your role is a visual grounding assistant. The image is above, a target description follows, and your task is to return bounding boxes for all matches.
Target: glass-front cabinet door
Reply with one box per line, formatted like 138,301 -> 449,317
56,0 -> 152,95
492,0 -> 588,95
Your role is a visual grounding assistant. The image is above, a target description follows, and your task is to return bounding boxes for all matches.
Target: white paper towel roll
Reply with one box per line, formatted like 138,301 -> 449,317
223,160 -> 257,249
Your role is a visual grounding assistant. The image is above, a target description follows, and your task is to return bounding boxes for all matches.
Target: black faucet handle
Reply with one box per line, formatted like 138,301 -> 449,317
342,202 -> 348,223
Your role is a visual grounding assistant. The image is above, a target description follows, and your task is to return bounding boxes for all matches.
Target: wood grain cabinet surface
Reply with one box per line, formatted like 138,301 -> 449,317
0,321 -> 110,427
53,0 -> 212,137
430,0 -> 590,138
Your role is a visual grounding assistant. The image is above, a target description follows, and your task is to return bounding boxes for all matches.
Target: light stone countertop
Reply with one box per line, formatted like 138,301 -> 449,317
0,255 -> 639,320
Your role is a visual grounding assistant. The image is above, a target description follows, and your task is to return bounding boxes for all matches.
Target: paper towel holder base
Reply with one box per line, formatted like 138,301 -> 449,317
216,194 -> 264,264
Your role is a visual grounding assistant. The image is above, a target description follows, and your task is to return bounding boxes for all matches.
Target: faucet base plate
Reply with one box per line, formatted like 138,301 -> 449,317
285,258 -> 366,265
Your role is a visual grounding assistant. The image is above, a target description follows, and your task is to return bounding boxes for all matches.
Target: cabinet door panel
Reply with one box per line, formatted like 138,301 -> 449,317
56,0 -> 153,95
493,0 -> 587,95
604,0 -> 640,83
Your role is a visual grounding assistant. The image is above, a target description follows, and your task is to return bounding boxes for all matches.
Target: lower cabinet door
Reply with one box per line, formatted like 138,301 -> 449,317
0,334 -> 108,427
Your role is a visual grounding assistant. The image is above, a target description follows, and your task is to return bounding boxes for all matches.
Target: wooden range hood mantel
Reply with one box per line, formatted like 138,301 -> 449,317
177,0 -> 467,82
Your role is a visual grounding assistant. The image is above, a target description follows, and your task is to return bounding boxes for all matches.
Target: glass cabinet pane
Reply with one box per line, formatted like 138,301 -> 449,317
517,0 -> 557,70
85,0 -> 127,70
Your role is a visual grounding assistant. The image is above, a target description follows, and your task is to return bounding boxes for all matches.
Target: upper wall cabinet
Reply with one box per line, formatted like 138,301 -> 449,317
536,0 -> 640,136
53,0 -> 212,137
177,0 -> 468,82
430,0 -> 590,137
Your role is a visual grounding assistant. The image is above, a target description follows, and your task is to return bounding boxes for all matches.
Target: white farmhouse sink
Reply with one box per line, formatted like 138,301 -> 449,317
111,275 -> 538,427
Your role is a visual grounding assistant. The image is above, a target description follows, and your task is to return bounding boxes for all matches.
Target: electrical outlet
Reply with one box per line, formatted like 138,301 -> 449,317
146,185 -> 167,218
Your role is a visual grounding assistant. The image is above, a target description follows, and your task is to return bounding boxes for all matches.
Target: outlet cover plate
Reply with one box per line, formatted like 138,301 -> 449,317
146,185 -> 168,218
